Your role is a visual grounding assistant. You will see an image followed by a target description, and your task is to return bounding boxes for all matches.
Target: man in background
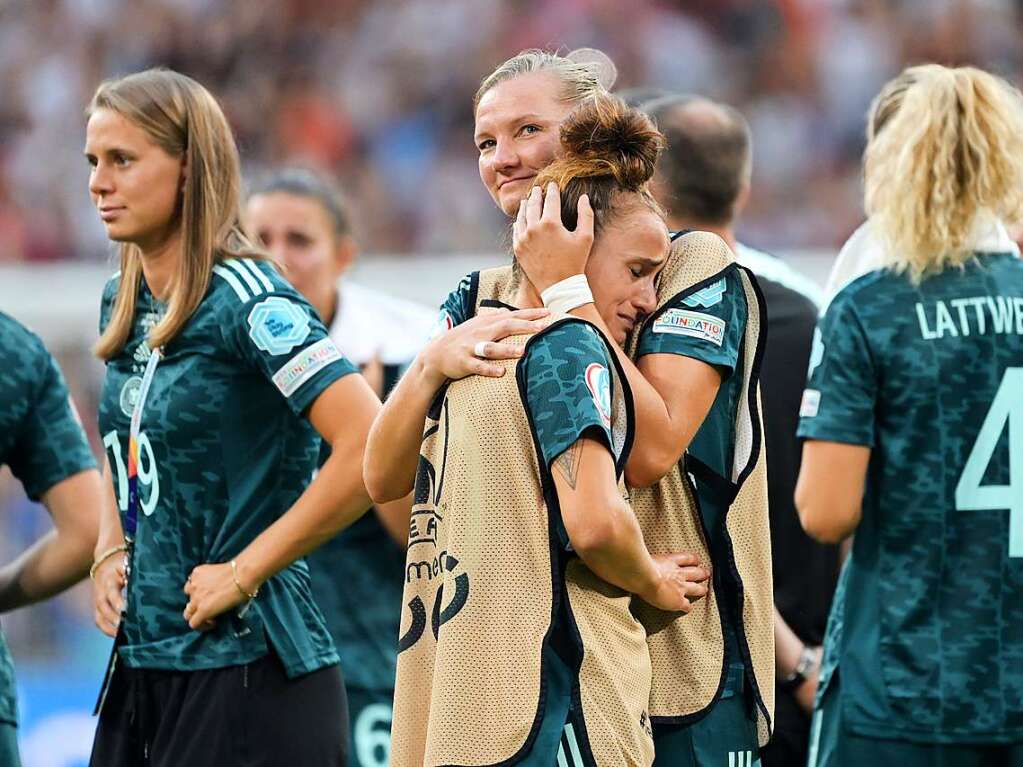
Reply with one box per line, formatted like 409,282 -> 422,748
642,94 -> 836,766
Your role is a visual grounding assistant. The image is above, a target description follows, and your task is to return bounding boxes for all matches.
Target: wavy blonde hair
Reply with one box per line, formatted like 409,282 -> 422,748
864,64 -> 1023,282
91,68 -> 266,360
474,48 -> 615,114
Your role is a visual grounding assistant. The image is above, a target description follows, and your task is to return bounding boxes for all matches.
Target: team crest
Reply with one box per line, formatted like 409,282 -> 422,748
585,363 -> 612,428
119,376 -> 143,417
247,296 -> 311,357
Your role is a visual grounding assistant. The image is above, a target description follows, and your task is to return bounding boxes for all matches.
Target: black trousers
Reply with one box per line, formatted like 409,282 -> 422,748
90,652 -> 348,766
759,689 -> 810,767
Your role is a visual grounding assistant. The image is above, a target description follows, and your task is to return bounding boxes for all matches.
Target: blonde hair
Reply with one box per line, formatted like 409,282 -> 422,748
864,64 -> 1023,282
474,48 -> 616,113
91,68 -> 266,359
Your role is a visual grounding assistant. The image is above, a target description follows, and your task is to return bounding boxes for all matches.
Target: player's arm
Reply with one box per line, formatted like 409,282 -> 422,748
92,457 -> 126,637
363,307 -> 549,503
795,440 -> 870,543
0,468 -> 101,611
774,606 -> 822,714
186,374 -> 380,628
552,434 -> 709,611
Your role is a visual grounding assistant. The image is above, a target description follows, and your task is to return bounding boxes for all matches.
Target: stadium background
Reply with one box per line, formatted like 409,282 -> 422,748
1,0 -> 1021,763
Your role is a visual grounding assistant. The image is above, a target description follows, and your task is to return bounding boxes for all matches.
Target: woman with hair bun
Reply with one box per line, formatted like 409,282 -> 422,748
84,68 -> 381,765
379,94 -> 709,767
797,64 -> 1023,765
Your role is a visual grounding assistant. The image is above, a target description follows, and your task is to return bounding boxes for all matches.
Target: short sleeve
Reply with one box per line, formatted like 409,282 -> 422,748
523,323 -> 615,469
430,272 -> 475,337
218,263 -> 358,416
9,345 -> 97,500
636,269 -> 745,375
796,292 -> 877,446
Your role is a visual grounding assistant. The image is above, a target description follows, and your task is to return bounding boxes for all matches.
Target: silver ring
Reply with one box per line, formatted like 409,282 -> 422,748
473,341 -> 489,359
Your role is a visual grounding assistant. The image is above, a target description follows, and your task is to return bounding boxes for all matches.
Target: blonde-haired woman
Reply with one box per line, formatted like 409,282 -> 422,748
797,64 -> 1023,765
85,68 -> 379,766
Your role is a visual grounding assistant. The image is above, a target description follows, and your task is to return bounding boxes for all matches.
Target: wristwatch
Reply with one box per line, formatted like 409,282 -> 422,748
779,645 -> 817,692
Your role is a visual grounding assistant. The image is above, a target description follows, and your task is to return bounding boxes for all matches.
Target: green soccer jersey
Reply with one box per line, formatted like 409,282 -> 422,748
97,258 -> 357,678
798,252 -> 1023,742
634,264 -> 750,693
0,312 -> 97,727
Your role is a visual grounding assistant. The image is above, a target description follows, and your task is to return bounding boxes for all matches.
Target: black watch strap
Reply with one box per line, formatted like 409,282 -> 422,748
779,645 -> 817,692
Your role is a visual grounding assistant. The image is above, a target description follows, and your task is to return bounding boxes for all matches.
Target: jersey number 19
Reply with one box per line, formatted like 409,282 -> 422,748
103,429 -> 161,516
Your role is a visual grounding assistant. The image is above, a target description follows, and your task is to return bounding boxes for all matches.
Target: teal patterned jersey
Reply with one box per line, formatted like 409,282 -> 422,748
433,273 -> 475,335
798,252 -> 1023,742
523,322 -> 618,472
0,312 -> 96,726
97,259 -> 357,678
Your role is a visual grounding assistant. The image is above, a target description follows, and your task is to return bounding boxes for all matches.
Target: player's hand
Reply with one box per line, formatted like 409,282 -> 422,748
513,182 -> 594,294
183,562 -> 248,631
639,552 -> 710,613
794,646 -> 823,714
418,308 -> 550,387
92,554 -> 125,638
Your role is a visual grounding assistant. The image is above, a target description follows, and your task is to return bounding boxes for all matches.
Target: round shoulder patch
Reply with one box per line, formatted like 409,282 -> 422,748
584,362 -> 612,428
246,296 -> 311,357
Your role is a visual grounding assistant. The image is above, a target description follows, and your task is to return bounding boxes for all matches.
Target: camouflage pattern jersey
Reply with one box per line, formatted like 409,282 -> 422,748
798,252 -> 1023,743
97,258 -> 357,678
0,312 -> 97,727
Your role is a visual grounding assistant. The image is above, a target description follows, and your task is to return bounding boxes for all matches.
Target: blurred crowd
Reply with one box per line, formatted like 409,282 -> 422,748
1,0 -> 1021,267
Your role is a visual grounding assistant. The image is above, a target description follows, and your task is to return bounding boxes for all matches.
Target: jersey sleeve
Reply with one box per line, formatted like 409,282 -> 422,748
219,264 -> 358,416
635,268 -> 745,375
523,323 -> 616,469
7,337 -> 97,500
430,272 -> 476,336
796,290 -> 877,446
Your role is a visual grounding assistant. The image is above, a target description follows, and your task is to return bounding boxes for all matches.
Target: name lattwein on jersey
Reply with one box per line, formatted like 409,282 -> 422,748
915,295 -> 1023,340
272,338 -> 342,397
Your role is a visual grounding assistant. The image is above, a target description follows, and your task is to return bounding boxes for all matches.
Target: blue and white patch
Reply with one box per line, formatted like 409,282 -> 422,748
247,296 -> 311,357
652,308 -> 725,346
800,388 -> 821,418
429,310 -> 454,340
272,338 -> 343,397
681,279 -> 726,308
807,327 -> 824,378
584,363 -> 612,428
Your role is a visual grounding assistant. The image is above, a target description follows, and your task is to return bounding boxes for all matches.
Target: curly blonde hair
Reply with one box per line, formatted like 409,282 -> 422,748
864,64 -> 1023,283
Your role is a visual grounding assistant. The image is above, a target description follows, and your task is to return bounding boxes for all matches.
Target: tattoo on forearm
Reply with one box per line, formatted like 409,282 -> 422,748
554,440 -> 583,490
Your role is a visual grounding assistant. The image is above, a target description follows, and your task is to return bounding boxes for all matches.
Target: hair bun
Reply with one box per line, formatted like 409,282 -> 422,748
559,95 -> 665,189
565,47 -> 618,91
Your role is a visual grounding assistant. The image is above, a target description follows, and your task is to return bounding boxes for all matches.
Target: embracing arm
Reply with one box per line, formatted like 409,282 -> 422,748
0,468 -> 101,612
364,307 -> 549,504
553,434 -> 708,612
795,440 -> 870,544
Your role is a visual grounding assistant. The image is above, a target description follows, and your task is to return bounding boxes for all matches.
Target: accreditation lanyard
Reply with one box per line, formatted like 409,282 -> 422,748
125,347 -> 161,544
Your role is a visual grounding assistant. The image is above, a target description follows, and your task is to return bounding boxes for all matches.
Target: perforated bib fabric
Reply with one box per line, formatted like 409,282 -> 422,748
390,314 -> 653,767
626,232 -> 775,745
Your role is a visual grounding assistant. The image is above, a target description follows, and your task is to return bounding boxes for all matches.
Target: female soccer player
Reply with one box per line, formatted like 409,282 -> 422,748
0,314 -> 103,767
374,49 -> 774,765
84,69 -> 379,766
797,64 -> 1023,765
246,169 -> 434,767
369,95 -> 710,767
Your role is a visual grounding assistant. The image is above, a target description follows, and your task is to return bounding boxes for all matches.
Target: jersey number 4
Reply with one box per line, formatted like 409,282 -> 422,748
955,367 -> 1022,557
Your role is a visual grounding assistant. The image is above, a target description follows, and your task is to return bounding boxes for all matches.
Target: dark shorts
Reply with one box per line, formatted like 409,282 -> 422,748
652,670 -> 761,767
809,671 -> 1023,767
90,652 -> 348,767
0,722 -> 21,767
347,686 -> 392,767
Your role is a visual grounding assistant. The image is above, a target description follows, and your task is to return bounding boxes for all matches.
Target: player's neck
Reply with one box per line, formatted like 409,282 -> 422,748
138,228 -> 183,302
666,215 -> 737,253
513,276 -> 544,310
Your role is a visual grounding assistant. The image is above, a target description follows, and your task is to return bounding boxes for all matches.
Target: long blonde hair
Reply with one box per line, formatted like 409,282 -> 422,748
864,64 -> 1023,282
91,68 -> 265,359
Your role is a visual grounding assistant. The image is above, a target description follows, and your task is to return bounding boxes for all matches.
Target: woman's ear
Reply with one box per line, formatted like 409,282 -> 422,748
332,235 -> 357,278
